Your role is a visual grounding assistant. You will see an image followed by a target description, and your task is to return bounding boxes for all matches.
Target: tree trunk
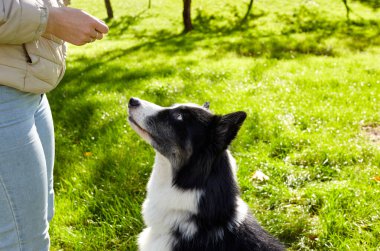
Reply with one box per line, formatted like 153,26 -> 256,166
241,0 -> 254,24
342,0 -> 351,22
104,0 -> 114,19
183,0 -> 193,32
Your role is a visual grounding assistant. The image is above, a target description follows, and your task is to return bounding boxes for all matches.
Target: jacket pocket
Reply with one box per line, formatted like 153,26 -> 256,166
23,37 -> 66,92
22,44 -> 32,63
26,56 -> 62,85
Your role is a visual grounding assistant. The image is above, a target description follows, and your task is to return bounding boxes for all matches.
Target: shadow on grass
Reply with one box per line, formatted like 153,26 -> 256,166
105,10 -> 150,40
103,14 -> 379,61
356,0 -> 380,10
50,7 -> 380,182
55,4 -> 380,94
49,6 -> 380,248
51,4 -> 380,183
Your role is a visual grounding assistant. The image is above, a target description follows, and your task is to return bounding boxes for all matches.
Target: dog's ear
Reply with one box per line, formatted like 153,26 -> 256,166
203,102 -> 210,109
215,111 -> 246,150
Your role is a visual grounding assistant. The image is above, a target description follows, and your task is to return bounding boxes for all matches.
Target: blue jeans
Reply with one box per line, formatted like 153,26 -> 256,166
0,86 -> 54,251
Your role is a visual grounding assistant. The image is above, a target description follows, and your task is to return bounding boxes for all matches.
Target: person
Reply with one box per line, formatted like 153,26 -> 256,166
0,0 -> 108,250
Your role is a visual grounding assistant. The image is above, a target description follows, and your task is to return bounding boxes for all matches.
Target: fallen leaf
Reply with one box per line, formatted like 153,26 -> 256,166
308,234 -> 319,241
84,152 -> 93,157
250,170 -> 269,182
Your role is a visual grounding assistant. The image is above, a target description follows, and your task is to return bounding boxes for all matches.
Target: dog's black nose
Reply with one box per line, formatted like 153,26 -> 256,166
129,98 -> 141,108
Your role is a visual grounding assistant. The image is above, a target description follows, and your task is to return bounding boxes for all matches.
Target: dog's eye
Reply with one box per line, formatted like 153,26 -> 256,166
175,112 -> 183,121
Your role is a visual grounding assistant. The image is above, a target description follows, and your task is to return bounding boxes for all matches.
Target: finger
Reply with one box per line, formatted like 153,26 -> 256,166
94,19 -> 109,34
96,32 -> 104,40
91,30 -> 104,40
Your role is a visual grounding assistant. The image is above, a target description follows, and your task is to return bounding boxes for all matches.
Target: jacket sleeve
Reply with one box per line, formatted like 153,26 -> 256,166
0,0 -> 49,44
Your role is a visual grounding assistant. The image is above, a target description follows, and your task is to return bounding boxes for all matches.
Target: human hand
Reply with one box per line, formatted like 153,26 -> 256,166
45,7 -> 109,46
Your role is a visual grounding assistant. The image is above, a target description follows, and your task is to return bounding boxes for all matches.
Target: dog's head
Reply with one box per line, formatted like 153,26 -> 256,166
128,97 -> 246,171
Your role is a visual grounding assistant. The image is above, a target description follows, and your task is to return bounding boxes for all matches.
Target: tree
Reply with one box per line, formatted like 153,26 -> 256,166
342,0 -> 351,22
183,0 -> 193,32
104,0 -> 114,19
241,0 -> 254,24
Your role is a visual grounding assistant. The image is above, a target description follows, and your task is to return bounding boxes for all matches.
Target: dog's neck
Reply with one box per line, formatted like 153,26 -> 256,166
150,149 -> 239,192
149,152 -> 173,186
170,149 -> 238,189
143,152 -> 202,235
142,151 -> 249,244
151,150 -> 241,222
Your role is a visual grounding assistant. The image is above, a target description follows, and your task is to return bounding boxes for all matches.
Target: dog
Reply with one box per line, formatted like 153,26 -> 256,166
128,97 -> 285,251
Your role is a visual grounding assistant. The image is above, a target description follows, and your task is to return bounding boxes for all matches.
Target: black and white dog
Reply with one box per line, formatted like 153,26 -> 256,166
128,97 -> 285,251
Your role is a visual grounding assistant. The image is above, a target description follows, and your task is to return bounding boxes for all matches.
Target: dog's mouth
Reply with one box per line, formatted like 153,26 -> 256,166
128,116 -> 147,132
128,116 -> 153,140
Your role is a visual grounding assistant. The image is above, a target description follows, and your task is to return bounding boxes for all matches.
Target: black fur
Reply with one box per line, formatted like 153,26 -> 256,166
144,105 -> 285,251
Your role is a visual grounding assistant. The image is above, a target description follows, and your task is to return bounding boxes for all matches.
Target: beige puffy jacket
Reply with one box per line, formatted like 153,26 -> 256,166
0,0 -> 66,94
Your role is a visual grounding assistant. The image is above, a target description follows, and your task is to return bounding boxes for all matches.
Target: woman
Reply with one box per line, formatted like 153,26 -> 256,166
0,0 -> 108,250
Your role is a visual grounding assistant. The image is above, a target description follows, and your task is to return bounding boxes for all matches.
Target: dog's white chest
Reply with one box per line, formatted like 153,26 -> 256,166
138,153 -> 202,250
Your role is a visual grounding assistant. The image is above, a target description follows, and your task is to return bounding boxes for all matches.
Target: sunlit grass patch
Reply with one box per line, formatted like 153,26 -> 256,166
50,0 -> 380,250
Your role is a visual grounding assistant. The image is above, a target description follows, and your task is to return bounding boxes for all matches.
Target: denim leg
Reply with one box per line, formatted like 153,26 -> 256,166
34,95 -> 55,222
0,87 -> 51,251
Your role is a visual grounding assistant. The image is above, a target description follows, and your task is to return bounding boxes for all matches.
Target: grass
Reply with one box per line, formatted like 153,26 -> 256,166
49,0 -> 380,250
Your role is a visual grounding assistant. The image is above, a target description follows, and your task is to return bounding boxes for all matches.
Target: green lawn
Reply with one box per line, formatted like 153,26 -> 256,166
49,0 -> 380,250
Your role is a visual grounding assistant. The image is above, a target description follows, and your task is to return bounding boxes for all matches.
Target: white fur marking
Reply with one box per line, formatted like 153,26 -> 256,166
138,227 -> 173,251
226,152 -> 249,230
171,103 -> 207,110
128,98 -> 163,135
227,150 -> 238,181
128,98 -> 165,144
228,197 -> 249,231
235,198 -> 249,225
139,153 -> 202,250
